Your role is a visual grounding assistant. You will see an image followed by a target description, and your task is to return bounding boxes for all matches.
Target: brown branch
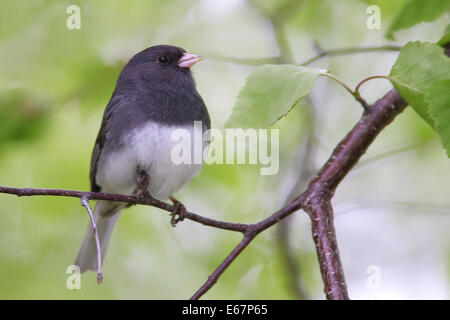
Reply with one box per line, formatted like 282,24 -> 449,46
190,235 -> 255,300
190,196 -> 304,300
301,89 -> 407,299
303,194 -> 345,298
188,88 -> 408,300
0,186 -> 248,233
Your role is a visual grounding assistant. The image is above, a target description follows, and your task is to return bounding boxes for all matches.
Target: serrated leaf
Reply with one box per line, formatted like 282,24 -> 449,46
427,79 -> 450,157
389,41 -> 450,127
225,65 -> 323,128
386,0 -> 450,40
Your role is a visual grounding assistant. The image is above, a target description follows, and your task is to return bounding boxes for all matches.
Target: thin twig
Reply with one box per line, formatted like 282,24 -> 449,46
210,45 -> 401,67
206,54 -> 282,66
190,235 -> 255,300
190,197 -> 304,300
301,45 -> 402,66
80,196 -> 103,284
0,186 -> 248,233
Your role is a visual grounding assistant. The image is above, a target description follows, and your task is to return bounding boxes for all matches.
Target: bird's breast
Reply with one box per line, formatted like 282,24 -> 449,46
96,121 -> 206,200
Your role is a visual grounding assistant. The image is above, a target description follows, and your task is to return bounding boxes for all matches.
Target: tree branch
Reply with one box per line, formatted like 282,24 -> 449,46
190,235 -> 255,300
205,54 -> 281,66
209,45 -> 401,67
301,45 -> 402,66
0,186 -> 248,233
301,89 -> 407,299
188,87 -> 408,300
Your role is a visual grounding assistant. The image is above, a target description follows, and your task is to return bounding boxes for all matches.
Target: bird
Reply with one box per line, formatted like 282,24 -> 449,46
75,45 -> 210,273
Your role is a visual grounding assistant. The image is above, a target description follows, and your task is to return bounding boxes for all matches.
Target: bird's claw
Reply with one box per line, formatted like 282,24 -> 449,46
130,168 -> 152,206
135,168 -> 150,190
170,196 -> 186,227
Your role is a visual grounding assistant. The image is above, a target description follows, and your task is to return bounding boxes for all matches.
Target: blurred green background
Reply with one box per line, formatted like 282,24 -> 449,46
0,0 -> 449,299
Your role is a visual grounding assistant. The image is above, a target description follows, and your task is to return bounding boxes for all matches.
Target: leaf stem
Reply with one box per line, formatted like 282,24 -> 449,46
354,75 -> 390,95
320,72 -> 355,96
320,72 -> 370,111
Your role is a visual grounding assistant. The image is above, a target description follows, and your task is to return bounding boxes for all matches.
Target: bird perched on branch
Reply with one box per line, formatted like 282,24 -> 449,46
75,45 -> 210,273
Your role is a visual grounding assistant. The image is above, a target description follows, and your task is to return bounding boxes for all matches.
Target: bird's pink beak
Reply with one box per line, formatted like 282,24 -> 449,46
178,53 -> 203,68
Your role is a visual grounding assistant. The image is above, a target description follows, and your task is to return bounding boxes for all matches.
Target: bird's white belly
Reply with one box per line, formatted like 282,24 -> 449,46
96,122 -> 203,200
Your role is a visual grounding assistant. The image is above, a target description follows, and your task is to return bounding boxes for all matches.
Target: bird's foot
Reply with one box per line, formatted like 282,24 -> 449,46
169,196 -> 186,227
135,167 -> 150,191
130,167 -> 152,205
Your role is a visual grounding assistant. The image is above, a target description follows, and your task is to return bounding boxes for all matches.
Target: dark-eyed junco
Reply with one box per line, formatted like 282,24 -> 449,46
75,45 -> 210,272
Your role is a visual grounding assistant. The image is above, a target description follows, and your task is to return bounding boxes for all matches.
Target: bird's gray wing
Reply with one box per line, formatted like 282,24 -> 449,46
90,95 -> 125,192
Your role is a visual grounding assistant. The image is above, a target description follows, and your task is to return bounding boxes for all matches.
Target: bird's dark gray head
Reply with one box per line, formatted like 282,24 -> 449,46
108,45 -> 210,129
129,45 -> 188,68
114,45 -> 203,95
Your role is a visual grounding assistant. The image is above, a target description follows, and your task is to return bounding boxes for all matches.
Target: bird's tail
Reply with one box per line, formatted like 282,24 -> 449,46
75,200 -> 123,273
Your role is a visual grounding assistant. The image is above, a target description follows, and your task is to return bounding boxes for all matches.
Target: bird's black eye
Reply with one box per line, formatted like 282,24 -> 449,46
158,56 -> 168,63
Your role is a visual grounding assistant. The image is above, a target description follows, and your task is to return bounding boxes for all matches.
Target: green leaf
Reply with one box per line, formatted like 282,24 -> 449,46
438,24 -> 450,46
427,79 -> 450,157
386,0 -> 450,40
225,65 -> 323,128
389,41 -> 450,126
